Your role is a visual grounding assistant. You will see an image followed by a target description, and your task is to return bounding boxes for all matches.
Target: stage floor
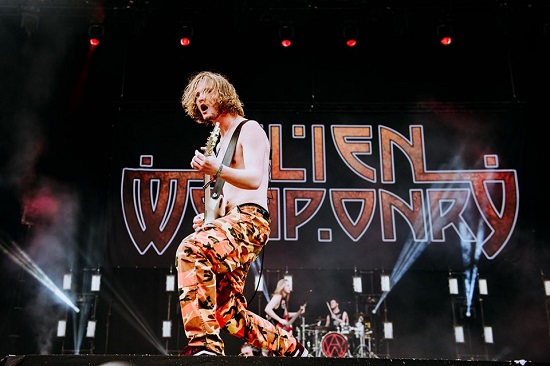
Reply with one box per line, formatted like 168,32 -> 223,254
0,354 -> 528,366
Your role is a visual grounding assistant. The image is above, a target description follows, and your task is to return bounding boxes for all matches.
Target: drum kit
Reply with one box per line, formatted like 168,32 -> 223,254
297,314 -> 376,358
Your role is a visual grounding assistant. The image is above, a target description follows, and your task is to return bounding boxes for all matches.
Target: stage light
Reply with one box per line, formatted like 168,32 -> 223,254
284,273 -> 293,291
343,23 -> 358,47
279,24 -> 294,48
437,22 -> 453,46
57,320 -> 67,337
454,326 -> 465,343
91,273 -> 101,292
162,320 -> 172,338
483,326 -> 494,343
86,320 -> 96,338
383,322 -> 393,339
448,277 -> 459,295
544,280 -> 550,296
88,24 -> 104,47
63,273 -> 72,291
353,275 -> 362,293
178,25 -> 193,47
380,274 -> 390,292
478,278 -> 488,295
166,274 -> 175,292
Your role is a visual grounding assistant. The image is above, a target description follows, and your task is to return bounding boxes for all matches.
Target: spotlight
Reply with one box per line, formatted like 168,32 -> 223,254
380,274 -> 390,292
178,24 -> 193,47
279,24 -> 294,48
88,24 -> 104,47
162,320 -> 172,338
353,274 -> 363,293
483,326 -> 494,344
383,322 -> 393,339
343,23 -> 359,47
454,325 -> 465,343
437,22 -> 453,46
478,278 -> 488,295
284,273 -> 293,292
254,274 -> 262,289
448,277 -> 459,295
544,280 -> 550,296
86,320 -> 97,338
91,273 -> 101,292
57,320 -> 67,337
166,274 -> 175,292
63,273 -> 72,291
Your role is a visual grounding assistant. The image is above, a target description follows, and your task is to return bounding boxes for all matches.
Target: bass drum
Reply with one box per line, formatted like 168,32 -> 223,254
320,331 -> 348,358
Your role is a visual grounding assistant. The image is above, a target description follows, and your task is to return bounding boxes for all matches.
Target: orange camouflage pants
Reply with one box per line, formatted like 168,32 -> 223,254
175,203 -> 299,356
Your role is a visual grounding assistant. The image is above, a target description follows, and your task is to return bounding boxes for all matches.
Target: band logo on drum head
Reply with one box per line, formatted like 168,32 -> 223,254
321,332 -> 348,358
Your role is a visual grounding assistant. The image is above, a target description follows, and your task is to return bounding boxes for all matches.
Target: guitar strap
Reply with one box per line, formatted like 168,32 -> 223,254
211,119 -> 249,199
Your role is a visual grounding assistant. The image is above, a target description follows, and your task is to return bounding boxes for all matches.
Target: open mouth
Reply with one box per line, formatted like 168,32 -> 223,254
200,104 -> 208,112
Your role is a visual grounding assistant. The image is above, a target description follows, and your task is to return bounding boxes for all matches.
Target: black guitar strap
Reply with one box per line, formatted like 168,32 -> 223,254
211,119 -> 249,199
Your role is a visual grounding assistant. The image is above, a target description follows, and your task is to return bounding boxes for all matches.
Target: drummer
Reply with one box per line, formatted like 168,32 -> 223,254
324,298 -> 350,332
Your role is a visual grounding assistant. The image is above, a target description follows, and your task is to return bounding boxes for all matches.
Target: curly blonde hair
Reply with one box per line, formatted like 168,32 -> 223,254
181,71 -> 245,124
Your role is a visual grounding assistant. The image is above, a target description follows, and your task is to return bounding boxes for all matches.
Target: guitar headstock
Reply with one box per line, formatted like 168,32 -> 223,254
205,122 -> 220,157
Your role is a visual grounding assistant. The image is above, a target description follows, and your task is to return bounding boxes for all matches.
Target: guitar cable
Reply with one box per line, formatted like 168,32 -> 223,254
247,246 -> 265,305
248,144 -> 271,305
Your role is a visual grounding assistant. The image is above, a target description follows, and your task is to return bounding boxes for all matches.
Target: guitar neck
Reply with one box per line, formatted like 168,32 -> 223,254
288,303 -> 306,325
203,123 -> 220,223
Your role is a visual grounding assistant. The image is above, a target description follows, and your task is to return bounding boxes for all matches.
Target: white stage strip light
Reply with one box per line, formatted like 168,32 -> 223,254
86,320 -> 97,338
479,278 -> 488,295
353,275 -> 362,293
284,274 -> 293,292
448,278 -> 459,294
381,275 -> 390,292
166,274 -> 175,292
57,320 -> 67,337
454,326 -> 465,343
62,274 -> 72,290
484,326 -> 494,343
383,322 -> 393,339
91,274 -> 101,292
162,320 -> 172,338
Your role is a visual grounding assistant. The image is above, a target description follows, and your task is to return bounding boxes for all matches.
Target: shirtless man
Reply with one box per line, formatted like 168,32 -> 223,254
175,71 -> 308,358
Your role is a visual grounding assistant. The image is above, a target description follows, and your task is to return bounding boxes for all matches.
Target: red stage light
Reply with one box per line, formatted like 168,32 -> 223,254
279,24 -> 294,48
178,25 -> 193,47
437,23 -> 453,47
440,36 -> 452,46
343,23 -> 359,48
180,37 -> 191,46
88,24 -> 104,47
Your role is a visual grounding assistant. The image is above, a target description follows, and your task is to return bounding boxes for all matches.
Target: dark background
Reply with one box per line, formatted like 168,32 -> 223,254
1,0 -> 549,362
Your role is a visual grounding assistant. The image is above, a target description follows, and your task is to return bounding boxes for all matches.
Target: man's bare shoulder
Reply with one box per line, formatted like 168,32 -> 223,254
241,119 -> 268,140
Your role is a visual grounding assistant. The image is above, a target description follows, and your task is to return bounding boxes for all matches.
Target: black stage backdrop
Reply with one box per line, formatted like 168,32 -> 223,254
1,1 -> 550,361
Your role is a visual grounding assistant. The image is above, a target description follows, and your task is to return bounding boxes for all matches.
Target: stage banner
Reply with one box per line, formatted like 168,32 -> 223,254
107,105 -> 524,271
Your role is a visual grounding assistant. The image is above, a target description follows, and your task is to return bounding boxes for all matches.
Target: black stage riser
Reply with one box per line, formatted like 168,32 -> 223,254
0,355 -> 528,366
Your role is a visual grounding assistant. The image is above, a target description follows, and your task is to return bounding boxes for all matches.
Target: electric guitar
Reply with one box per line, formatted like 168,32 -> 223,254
203,123 -> 221,224
277,302 -> 307,333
